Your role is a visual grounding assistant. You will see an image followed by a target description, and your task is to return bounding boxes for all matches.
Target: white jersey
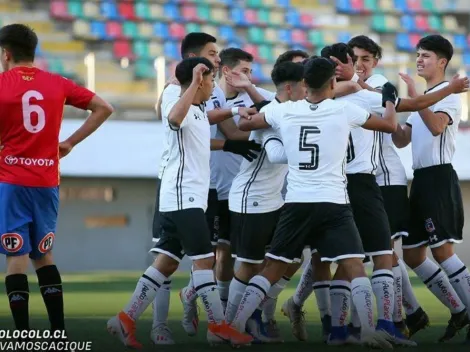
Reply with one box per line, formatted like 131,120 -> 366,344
365,75 -> 408,186
229,99 -> 288,213
157,83 -> 225,190
406,81 -> 461,170
159,100 -> 210,212
213,87 -> 275,200
264,98 -> 371,204
335,90 -> 385,175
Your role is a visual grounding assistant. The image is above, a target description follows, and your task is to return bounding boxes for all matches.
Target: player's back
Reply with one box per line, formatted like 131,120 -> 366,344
0,67 -> 94,187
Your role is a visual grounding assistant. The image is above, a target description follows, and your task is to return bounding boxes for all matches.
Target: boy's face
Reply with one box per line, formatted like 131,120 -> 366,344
416,48 -> 447,79
199,42 -> 220,72
200,72 -> 215,101
226,60 -> 253,85
352,47 -> 378,81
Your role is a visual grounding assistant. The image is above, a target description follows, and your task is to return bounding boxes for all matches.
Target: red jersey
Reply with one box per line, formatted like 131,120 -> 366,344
0,67 -> 95,187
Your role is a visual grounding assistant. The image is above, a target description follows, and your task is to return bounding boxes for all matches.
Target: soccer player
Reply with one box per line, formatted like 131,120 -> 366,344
213,48 -> 275,312
348,35 -> 429,336
0,24 -> 113,343
107,58 -> 253,348
151,33 -> 260,343
226,61 -> 305,342
392,34 -> 470,343
274,49 -> 309,65
234,56 -> 400,349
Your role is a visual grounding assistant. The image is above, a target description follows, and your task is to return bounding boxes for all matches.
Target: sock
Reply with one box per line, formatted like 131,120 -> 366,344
123,266 -> 164,321
193,270 -> 224,324
233,275 -> 270,332
217,280 -> 231,311
36,265 -> 65,331
152,280 -> 171,327
371,269 -> 394,322
225,276 -> 247,324
5,274 -> 30,331
262,297 -> 277,322
440,254 -> 470,316
351,277 -> 375,335
293,264 -> 315,307
182,271 -> 197,303
414,258 -> 464,314
330,280 -> 351,328
313,281 -> 331,318
398,259 -> 421,315
261,276 -> 289,322
350,301 -> 361,328
392,265 -> 403,323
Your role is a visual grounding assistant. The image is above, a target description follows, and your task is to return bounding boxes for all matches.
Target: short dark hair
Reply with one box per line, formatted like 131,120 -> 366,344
321,43 -> 355,65
271,61 -> 304,86
303,57 -> 337,90
348,35 -> 383,60
417,34 -> 453,68
180,32 -> 217,59
274,50 -> 309,66
0,24 -> 37,62
175,57 -> 214,87
219,48 -> 253,69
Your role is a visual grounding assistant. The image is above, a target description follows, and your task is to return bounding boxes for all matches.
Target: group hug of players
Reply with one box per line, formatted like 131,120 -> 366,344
106,31 -> 470,349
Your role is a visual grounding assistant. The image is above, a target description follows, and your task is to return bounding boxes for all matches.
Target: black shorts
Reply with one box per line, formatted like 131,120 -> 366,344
231,209 -> 281,264
206,189 -> 219,246
267,203 -> 365,263
215,200 -> 231,245
150,208 -> 214,262
151,178 -> 162,242
403,164 -> 464,249
380,185 -> 410,239
347,174 -> 393,257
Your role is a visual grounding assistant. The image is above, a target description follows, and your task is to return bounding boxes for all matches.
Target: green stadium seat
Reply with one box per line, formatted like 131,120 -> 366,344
133,40 -> 150,60
83,1 -> 100,19
422,0 -> 436,12
258,8 -> 270,25
309,30 -> 325,47
135,1 -> 150,20
247,0 -> 264,7
48,57 -> 66,75
258,44 -> 273,62
364,0 -> 378,11
186,23 -> 202,33
428,15 -> 442,31
372,15 -> 387,32
248,27 -> 265,44
135,61 -> 156,79
123,21 -> 139,39
67,1 -> 83,18
197,5 -> 211,22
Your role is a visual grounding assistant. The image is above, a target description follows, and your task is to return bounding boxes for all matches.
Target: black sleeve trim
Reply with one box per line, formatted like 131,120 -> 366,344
435,110 -> 453,125
395,97 -> 401,111
405,122 -> 412,128
263,137 -> 283,148
169,123 -> 180,131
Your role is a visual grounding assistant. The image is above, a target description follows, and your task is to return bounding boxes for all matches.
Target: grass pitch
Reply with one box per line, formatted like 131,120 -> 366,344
0,271 -> 469,351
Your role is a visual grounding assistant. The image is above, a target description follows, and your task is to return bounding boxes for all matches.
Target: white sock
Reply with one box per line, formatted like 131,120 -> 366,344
440,254 -> 470,316
262,297 -> 277,322
330,280 -> 351,328
351,277 -> 375,335
371,269 -> 394,322
414,258 -> 465,314
233,275 -> 270,332
152,280 -> 171,327
124,266 -> 165,321
350,301 -> 361,328
182,271 -> 197,303
193,269 -> 224,324
225,277 -> 247,324
217,280 -> 231,311
313,281 -> 331,318
392,265 -> 403,323
398,259 -> 421,315
259,276 -> 290,311
293,264 -> 315,307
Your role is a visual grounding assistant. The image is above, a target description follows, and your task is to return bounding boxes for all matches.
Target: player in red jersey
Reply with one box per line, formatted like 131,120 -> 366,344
0,24 -> 113,342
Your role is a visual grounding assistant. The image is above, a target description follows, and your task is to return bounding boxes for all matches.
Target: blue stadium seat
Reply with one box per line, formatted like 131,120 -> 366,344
226,41 -> 241,49
219,25 -> 236,42
163,3 -> 180,21
454,34 -> 467,51
90,21 -> 107,39
231,7 -> 247,25
464,52 -> 470,65
153,22 -> 169,39
278,29 -> 293,44
337,31 -> 352,43
277,0 -> 291,8
100,0 -> 119,20
396,33 -> 412,51
251,62 -> 263,82
401,15 -> 416,32
163,41 -> 179,60
336,0 -> 352,13
394,0 -> 407,12
286,9 -> 300,27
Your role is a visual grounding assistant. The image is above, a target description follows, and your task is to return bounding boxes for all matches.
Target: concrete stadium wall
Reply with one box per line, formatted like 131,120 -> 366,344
0,177 -> 470,272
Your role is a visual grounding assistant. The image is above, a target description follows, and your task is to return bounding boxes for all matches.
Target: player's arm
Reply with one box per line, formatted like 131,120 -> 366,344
211,138 -> 261,162
263,137 -> 287,164
334,81 -> 362,97
207,107 -> 257,125
362,101 -> 397,133
218,118 -> 250,140
156,78 -> 179,120
238,113 -> 270,131
396,74 -> 469,113
392,123 -> 412,148
330,55 -> 380,93
226,71 -> 270,104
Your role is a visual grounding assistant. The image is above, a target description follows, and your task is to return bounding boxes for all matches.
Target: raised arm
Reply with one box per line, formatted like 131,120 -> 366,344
361,101 -> 397,133
392,124 -> 412,148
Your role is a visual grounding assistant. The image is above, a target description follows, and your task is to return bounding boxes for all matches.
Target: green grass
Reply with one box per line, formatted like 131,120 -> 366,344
0,271 -> 469,351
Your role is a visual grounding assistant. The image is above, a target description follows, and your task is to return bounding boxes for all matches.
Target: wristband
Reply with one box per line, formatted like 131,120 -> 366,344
231,107 -> 239,116
351,73 -> 360,83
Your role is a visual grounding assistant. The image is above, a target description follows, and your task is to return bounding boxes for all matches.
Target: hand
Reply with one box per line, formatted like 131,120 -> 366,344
382,82 -> 398,108
59,141 -> 73,159
192,64 -> 210,85
166,76 -> 180,87
223,139 -> 262,162
399,73 -> 418,98
330,54 -> 355,81
448,74 -> 470,94
238,107 -> 257,120
226,71 -> 252,90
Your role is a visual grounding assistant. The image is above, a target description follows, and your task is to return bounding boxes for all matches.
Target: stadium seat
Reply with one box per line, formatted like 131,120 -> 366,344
197,5 -> 211,22
181,5 -> 199,22
152,22 -> 169,40
264,28 -> 278,43
83,1 -> 100,19
409,33 -> 421,47
118,2 -> 136,20
415,15 -> 430,31
428,15 -> 442,31
163,41 -> 180,60
200,24 -> 218,38
278,28 -> 292,44
379,0 -> 395,11
300,13 -> 314,28
251,62 -> 264,82
464,52 -> 470,66
292,29 -> 307,45
218,26 -> 236,42
67,0 -> 84,18
257,8 -> 271,25
90,21 -> 106,39
276,0 -> 291,8
149,4 -> 165,20
338,31 -> 352,43
169,23 -> 186,40
401,15 -> 416,32
73,20 -> 91,38
396,33 -> 412,51
113,41 -> 133,59
133,40 -> 150,60
123,21 -> 139,39
258,44 -> 273,63
454,34 -> 467,51
406,0 -> 422,12
138,23 -> 154,39
48,57 -> 67,75
248,27 -> 265,44
50,0 -> 73,20
269,9 -> 285,26
135,60 -> 156,79
309,30 -> 325,47
247,0 -> 264,8
186,23 -> 202,33
364,0 -> 378,11
443,16 -> 459,32
336,0 -> 352,13
164,3 -> 180,21
422,0 -> 437,12
135,1 -> 150,20
243,44 -> 260,61
100,1 -> 119,20
245,9 -> 259,25
286,9 -> 300,27
230,7 -> 247,26
351,0 -> 365,12
149,42 -> 163,57
393,0 -> 407,12
106,21 -> 124,40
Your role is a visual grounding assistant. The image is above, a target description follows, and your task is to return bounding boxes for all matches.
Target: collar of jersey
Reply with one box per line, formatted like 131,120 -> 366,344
424,81 -> 448,94
305,97 -> 328,105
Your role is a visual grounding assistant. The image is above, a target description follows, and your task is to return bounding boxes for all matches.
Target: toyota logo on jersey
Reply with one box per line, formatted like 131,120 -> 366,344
1,233 -> 24,253
4,155 -> 18,165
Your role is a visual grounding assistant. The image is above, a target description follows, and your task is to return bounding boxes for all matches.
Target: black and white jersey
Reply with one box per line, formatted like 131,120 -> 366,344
159,100 -> 210,212
406,81 -> 461,170
229,99 -> 287,213
335,90 -> 385,175
263,99 -> 370,204
212,87 -> 275,201
366,74 -> 388,90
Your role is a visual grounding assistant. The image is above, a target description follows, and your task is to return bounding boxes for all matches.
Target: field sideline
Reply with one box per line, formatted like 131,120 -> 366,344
0,271 -> 469,351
